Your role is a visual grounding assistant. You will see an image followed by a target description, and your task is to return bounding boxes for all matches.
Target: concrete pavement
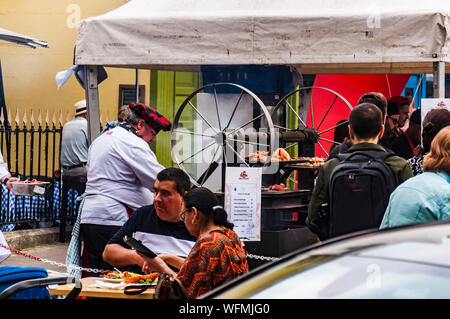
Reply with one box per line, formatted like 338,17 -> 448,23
1,226 -> 72,274
1,242 -> 70,273
2,226 -> 72,250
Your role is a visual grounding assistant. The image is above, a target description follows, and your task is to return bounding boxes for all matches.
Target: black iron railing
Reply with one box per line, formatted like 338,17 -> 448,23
0,108 -> 114,231
0,112 -> 62,229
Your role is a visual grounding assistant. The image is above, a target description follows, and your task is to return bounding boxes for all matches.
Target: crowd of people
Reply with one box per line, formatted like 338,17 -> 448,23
60,91 -> 448,299
307,92 -> 450,239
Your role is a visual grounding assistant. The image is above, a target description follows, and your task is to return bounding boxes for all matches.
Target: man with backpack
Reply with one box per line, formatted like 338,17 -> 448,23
306,103 -> 413,240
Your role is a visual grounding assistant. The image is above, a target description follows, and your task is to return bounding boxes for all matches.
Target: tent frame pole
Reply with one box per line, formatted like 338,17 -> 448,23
433,61 -> 445,98
135,69 -> 139,103
84,65 -> 101,145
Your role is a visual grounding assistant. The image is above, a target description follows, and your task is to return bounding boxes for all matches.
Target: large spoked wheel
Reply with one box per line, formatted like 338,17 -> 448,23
171,82 -> 276,190
271,86 -> 353,184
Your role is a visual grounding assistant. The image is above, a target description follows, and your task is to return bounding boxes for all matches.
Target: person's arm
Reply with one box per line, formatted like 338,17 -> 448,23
1,175 -> 19,192
140,255 -> 177,276
102,207 -> 142,267
141,255 -> 190,298
103,243 -> 146,268
306,165 -> 329,226
158,254 -> 185,270
0,150 -> 19,191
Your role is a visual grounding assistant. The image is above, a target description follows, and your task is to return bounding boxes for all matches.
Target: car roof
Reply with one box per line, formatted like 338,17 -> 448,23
203,220 -> 450,298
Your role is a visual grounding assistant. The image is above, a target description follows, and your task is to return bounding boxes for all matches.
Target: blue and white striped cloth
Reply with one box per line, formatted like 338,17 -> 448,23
66,193 -> 86,278
0,181 -> 79,232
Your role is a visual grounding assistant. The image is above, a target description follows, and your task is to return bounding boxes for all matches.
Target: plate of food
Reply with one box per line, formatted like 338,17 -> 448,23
99,271 -> 140,283
245,148 -> 292,164
285,156 -> 326,168
262,183 -> 287,191
123,273 -> 159,285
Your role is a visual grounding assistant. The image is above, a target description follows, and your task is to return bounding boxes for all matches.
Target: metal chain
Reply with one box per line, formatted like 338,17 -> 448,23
41,258 -> 104,274
0,243 -> 104,274
1,243 -> 280,271
247,254 -> 280,262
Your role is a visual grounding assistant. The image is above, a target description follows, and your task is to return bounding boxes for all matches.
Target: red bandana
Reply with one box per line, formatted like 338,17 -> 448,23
129,103 -> 172,132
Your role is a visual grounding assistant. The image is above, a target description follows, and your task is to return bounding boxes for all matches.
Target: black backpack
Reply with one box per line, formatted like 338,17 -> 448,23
328,151 -> 396,238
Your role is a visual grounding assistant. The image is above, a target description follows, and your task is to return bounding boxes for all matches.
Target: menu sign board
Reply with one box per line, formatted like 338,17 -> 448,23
420,98 -> 450,121
224,167 -> 262,241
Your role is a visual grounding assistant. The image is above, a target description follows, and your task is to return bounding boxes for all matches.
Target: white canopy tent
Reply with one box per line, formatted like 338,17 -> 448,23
74,0 -> 450,142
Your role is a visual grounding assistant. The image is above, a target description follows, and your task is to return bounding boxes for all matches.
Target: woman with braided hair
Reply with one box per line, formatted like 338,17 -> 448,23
141,187 -> 248,298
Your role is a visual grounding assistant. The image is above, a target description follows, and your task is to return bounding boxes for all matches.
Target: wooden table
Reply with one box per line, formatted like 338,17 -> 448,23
48,277 -> 154,299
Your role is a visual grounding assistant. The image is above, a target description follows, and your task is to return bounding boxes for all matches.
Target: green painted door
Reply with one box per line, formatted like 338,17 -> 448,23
151,70 -> 199,168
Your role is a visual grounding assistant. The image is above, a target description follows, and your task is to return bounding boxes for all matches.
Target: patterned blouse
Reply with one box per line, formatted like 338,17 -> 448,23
176,228 -> 248,298
408,154 -> 425,176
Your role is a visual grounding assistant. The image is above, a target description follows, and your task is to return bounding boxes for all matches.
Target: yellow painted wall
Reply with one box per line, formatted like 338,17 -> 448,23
0,0 -> 151,176
0,0 -> 150,126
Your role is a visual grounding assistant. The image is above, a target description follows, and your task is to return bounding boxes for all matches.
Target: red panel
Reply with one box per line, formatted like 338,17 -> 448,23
305,74 -> 411,157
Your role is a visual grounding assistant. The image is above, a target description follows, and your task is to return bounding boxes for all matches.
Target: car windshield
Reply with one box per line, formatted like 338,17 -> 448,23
248,255 -> 450,299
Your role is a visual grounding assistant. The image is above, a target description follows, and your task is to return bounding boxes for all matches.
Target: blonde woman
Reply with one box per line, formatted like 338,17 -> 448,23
380,126 -> 450,229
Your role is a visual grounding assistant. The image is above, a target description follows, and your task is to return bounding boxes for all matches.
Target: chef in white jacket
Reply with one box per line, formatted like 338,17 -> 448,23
80,102 -> 171,274
0,151 -> 19,191
0,152 -> 18,261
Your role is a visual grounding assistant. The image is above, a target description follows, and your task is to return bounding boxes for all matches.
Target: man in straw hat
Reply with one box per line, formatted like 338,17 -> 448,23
60,100 -> 89,231
60,99 -> 89,178
79,102 -> 171,274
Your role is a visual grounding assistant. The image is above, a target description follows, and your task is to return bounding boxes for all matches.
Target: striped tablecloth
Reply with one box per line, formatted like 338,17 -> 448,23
0,181 -> 79,231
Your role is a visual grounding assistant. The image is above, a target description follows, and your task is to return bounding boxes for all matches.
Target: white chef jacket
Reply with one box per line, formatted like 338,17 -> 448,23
80,126 -> 165,226
0,150 -> 9,180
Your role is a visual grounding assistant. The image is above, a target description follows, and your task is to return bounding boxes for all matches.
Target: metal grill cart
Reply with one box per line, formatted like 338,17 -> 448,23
74,0 -> 450,268
169,66 -> 353,267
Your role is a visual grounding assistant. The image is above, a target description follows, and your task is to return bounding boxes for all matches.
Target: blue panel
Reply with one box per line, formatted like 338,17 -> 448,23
402,74 -> 427,109
201,65 -> 295,94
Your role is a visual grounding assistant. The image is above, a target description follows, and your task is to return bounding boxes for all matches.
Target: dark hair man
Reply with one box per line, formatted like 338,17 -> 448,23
328,92 -> 388,159
103,168 -> 196,274
306,103 -> 413,237
389,96 -> 411,130
381,99 -> 402,148
390,109 -> 421,160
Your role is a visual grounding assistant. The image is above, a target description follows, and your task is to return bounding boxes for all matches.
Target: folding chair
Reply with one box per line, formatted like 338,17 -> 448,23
0,266 -> 81,299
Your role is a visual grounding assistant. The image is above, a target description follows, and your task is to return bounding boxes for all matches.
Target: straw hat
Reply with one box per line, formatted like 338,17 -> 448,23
74,100 -> 87,116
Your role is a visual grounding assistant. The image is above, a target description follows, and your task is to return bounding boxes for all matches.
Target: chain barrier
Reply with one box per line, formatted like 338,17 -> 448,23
0,243 -> 104,274
246,254 -> 281,262
0,243 -> 280,272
